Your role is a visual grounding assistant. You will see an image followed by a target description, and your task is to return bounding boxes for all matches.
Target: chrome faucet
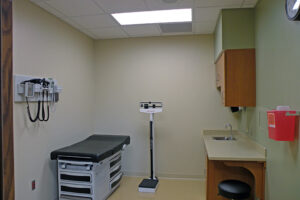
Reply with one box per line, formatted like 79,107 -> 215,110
225,123 -> 234,140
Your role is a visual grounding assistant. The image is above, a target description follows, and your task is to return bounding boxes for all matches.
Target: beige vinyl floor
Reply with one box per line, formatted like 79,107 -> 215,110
108,176 -> 206,200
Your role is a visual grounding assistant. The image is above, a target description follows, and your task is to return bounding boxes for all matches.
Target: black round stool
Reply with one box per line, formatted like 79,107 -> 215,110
218,180 -> 251,200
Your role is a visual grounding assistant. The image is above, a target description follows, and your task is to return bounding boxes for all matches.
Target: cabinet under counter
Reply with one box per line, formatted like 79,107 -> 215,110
203,130 -> 266,200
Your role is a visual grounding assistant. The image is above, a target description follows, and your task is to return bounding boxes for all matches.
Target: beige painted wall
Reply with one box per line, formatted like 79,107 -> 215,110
13,0 -> 95,199
14,2 -> 239,199
94,36 -> 238,178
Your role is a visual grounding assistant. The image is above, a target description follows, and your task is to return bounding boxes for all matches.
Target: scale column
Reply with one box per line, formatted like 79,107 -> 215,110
150,113 -> 156,180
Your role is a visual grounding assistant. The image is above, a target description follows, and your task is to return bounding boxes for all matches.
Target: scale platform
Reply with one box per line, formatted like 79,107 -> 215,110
138,179 -> 159,193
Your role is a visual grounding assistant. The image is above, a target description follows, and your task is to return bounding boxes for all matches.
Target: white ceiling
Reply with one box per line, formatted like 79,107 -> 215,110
30,0 -> 258,40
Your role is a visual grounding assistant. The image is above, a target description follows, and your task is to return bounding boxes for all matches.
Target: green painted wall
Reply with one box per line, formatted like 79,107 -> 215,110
222,9 -> 255,52
239,0 -> 300,199
214,14 -> 222,60
214,9 -> 255,60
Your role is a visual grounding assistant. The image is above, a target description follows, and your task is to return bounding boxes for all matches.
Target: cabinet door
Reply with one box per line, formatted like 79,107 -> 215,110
215,49 -> 256,107
216,53 -> 225,88
215,53 -> 226,104
225,49 -> 256,107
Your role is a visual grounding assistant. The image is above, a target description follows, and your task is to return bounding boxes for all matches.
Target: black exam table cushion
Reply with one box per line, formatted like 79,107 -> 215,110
218,180 -> 251,199
50,135 -> 130,162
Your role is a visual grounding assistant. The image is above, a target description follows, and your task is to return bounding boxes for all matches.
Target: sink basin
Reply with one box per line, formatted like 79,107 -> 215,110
213,136 -> 236,141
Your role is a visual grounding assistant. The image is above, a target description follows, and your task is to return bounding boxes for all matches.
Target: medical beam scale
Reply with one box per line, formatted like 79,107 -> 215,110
138,102 -> 163,193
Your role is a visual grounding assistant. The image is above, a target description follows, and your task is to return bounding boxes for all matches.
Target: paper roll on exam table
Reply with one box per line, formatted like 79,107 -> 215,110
51,135 -> 130,200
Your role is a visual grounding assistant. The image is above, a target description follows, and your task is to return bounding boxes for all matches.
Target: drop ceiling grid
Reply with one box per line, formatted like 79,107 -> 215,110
92,0 -> 147,38
30,0 -> 258,39
31,0 -> 98,38
93,0 -> 163,39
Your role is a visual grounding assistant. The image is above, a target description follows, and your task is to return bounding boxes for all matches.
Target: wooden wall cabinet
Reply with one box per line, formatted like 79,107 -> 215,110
215,49 -> 256,107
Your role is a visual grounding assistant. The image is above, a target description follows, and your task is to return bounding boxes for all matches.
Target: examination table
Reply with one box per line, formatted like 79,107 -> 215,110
51,135 -> 130,200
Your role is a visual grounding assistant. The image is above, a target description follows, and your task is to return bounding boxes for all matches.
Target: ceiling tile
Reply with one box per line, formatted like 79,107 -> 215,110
31,0 -> 254,39
30,0 -> 48,3
160,23 -> 192,33
123,25 -> 161,37
46,0 -> 104,17
243,0 -> 258,4
242,0 -> 258,7
242,4 -> 254,8
60,17 -> 84,30
194,7 -> 221,22
94,0 -> 148,13
194,0 -> 243,8
79,29 -> 97,39
33,1 -> 65,19
193,21 -> 216,34
145,0 -> 194,10
61,18 -> 99,39
70,15 -> 118,29
89,27 -> 128,39
161,32 -> 192,36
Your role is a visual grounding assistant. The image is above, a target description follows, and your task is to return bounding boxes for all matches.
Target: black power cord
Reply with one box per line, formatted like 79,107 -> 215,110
39,90 -> 50,122
26,96 -> 40,122
23,78 -> 51,122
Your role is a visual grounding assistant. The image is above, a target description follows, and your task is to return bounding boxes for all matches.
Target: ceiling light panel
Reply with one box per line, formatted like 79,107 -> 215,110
112,9 -> 192,25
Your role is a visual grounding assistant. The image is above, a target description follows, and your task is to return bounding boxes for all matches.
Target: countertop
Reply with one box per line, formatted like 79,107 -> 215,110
203,130 -> 266,161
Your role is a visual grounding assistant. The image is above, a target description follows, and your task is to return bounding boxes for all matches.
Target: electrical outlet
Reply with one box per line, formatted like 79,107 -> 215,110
31,180 -> 36,191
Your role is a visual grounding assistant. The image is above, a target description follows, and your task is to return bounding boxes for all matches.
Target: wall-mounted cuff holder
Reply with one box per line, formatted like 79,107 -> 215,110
14,75 -> 62,103
14,75 -> 62,123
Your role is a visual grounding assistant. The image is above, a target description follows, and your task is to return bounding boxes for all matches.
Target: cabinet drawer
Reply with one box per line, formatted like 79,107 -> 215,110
110,165 -> 121,179
110,154 -> 121,168
110,172 -> 122,190
60,172 -> 92,183
59,160 -> 93,172
61,183 -> 92,195
60,194 -> 92,200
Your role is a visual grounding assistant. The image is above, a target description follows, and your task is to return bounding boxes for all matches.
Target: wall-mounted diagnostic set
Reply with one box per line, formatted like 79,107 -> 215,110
14,75 -> 62,122
139,101 -> 163,193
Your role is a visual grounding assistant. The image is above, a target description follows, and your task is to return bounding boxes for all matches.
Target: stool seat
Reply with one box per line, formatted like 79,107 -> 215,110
218,180 -> 251,199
